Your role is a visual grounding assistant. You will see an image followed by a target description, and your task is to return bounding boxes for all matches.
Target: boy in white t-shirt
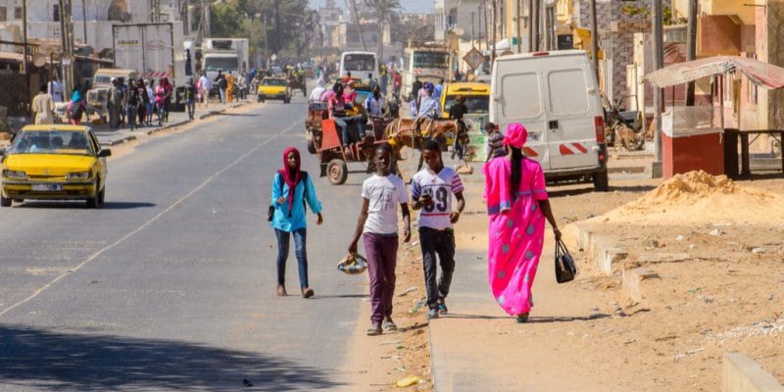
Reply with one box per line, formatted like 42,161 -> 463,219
349,143 -> 411,336
411,139 -> 466,320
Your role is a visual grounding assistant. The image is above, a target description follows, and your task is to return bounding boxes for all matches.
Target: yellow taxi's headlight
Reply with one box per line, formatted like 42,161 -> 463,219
66,171 -> 91,180
3,170 -> 26,180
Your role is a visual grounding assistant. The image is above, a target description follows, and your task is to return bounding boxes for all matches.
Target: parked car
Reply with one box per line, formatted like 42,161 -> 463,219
0,125 -> 111,208
257,77 -> 291,103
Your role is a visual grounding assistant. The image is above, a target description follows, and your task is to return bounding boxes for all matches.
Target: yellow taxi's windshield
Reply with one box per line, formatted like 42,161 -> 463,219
9,131 -> 93,156
262,79 -> 287,86
444,95 -> 489,114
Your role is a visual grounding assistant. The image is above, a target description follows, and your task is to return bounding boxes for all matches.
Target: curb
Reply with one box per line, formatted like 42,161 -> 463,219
104,135 -> 137,147
723,352 -> 784,392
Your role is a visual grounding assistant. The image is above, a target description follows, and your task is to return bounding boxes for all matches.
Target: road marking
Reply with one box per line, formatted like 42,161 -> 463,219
0,122 -> 298,318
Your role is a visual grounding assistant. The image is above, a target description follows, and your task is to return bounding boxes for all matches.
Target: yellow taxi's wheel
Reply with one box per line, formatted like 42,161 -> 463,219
327,159 -> 348,185
86,179 -> 101,208
0,192 -> 11,207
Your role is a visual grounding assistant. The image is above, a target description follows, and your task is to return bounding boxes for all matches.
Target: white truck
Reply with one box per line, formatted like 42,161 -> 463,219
112,22 -> 192,110
201,38 -> 250,83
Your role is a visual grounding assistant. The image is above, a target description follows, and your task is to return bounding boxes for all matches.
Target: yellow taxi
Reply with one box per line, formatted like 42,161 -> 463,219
440,82 -> 491,119
0,124 -> 111,208
257,77 -> 292,103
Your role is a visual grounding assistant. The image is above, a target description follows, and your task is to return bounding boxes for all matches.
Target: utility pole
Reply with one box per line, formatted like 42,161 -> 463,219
59,0 -> 75,97
516,0 -> 521,53
653,0 -> 664,163
82,0 -> 87,44
22,0 -> 30,115
686,0 -> 697,106
349,0 -> 367,51
532,0 -> 539,51
491,0 -> 496,63
590,0 -> 599,82
527,0 -> 533,51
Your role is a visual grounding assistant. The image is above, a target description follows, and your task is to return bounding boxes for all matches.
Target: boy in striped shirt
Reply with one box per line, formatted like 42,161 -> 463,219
411,140 -> 466,320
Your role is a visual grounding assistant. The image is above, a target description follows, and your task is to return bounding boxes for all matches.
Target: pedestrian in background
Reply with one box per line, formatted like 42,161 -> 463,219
484,122 -> 505,163
483,123 -> 561,323
185,78 -> 196,120
138,78 -> 149,126
270,147 -> 323,299
449,95 -> 469,163
48,79 -> 63,103
108,78 -> 123,129
67,89 -> 86,126
410,139 -> 466,320
226,71 -> 236,103
125,79 -> 139,130
214,70 -> 227,104
32,84 -> 55,125
145,79 -> 155,127
199,72 -> 213,107
348,143 -> 411,336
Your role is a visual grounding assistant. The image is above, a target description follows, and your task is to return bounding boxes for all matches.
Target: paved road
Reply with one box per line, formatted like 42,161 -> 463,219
0,95 -> 370,391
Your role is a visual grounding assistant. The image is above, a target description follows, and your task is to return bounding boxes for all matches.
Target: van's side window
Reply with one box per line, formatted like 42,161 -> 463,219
548,70 -> 589,115
501,73 -> 541,118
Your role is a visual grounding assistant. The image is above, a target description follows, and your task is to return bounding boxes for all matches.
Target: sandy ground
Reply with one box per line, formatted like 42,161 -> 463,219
344,154 -> 784,390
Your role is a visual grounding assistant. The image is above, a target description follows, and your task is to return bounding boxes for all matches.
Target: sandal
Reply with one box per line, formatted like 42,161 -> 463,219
516,313 -> 530,323
383,318 -> 398,331
302,287 -> 314,298
366,322 -> 382,336
276,285 -> 287,296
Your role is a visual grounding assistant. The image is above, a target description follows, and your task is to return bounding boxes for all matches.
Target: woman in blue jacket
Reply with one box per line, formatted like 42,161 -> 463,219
271,147 -> 323,298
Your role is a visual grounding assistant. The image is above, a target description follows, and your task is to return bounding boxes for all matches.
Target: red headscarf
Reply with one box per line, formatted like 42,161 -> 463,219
279,147 -> 303,214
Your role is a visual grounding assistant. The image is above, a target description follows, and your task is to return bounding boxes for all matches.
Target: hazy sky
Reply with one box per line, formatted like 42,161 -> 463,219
309,0 -> 433,14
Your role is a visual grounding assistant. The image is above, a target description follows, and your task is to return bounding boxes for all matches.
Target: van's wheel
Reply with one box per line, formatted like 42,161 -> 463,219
307,138 -> 316,154
327,159 -> 348,185
593,170 -> 610,192
0,192 -> 12,207
86,178 -> 101,208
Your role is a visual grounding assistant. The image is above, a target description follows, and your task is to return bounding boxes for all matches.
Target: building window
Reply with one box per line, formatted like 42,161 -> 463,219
53,4 -> 60,22
14,6 -> 22,20
0,8 -> 7,22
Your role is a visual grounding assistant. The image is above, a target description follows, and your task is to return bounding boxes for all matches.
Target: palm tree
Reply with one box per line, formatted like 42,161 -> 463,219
366,0 -> 400,64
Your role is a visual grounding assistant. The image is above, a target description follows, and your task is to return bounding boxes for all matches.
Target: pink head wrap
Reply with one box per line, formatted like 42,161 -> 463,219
503,123 -> 528,149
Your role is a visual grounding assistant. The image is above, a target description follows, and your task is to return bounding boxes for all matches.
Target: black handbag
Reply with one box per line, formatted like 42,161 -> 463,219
554,239 -> 577,284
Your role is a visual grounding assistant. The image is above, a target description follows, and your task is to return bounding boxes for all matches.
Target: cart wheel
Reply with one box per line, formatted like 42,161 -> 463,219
327,159 -> 348,185
307,138 -> 316,154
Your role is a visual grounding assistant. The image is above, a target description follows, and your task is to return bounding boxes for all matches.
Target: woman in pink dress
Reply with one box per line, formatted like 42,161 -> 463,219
483,123 -> 561,323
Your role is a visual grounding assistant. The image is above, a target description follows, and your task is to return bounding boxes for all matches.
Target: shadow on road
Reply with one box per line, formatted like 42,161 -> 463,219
0,324 -> 341,391
11,201 -> 156,210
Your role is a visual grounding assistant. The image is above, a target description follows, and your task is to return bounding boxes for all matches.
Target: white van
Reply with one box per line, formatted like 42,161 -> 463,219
489,50 -> 609,191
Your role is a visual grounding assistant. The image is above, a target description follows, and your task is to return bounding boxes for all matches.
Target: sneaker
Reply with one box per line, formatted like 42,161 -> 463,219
428,308 -> 439,320
437,299 -> 448,315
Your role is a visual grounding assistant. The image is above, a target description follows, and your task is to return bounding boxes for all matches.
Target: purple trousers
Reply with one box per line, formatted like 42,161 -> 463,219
363,232 -> 399,323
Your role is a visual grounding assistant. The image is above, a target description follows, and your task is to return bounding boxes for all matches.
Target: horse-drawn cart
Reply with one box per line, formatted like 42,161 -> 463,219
312,116 -> 394,185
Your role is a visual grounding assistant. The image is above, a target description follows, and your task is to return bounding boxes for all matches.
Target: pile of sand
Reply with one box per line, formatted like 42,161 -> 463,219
591,171 -> 784,225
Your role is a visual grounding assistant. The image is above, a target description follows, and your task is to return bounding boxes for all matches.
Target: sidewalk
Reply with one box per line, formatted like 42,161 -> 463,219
425,154 -> 653,392
91,101 -> 249,147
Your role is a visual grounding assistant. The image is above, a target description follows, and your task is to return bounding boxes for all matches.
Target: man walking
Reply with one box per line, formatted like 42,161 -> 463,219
198,72 -> 213,107
214,70 -> 227,104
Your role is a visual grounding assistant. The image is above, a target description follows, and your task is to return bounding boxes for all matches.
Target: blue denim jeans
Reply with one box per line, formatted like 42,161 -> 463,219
334,116 -> 364,147
274,228 -> 309,289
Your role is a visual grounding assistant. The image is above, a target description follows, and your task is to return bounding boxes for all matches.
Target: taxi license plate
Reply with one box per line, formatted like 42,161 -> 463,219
32,183 -> 62,191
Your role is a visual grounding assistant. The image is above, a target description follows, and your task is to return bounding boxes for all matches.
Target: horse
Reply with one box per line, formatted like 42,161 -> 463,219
383,117 -> 457,170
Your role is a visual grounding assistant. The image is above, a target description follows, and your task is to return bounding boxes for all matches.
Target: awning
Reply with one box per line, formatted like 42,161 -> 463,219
645,56 -> 784,89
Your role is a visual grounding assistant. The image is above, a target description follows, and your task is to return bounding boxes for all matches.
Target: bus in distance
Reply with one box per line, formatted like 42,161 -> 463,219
339,51 -> 378,83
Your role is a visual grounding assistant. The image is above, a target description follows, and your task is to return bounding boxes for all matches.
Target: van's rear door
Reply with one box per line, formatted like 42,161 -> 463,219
493,58 -> 550,170
539,53 -> 602,172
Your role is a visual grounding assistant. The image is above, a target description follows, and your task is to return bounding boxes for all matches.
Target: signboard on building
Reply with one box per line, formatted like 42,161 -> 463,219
557,34 -> 574,50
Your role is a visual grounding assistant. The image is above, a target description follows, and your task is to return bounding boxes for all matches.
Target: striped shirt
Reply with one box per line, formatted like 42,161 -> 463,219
411,166 -> 465,230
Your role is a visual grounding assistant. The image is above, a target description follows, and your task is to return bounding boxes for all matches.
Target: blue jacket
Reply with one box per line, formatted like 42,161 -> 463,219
270,172 -> 322,232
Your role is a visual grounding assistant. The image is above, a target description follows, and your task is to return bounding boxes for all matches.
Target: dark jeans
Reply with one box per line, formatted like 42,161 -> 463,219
419,227 -> 456,310
274,228 -> 309,289
364,232 -> 398,323
125,104 -> 137,130
187,100 -> 195,119
334,116 -> 364,147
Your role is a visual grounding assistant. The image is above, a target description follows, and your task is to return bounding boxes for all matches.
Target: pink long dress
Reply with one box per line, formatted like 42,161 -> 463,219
483,156 -> 548,316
